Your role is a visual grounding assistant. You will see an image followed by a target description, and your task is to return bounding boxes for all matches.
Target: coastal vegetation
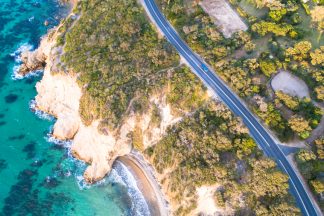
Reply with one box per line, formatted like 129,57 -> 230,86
146,101 -> 300,215
49,0 -> 322,214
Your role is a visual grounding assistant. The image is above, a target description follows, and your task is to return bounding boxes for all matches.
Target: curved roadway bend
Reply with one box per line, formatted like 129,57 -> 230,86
143,0 -> 321,215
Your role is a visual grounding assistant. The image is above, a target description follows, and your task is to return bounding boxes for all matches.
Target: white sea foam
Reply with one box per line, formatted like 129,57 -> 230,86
39,109 -> 150,215
112,161 -> 151,216
46,135 -> 72,148
29,100 -> 55,121
10,43 -> 33,60
43,132 -> 95,191
12,67 -> 43,80
11,43 -> 43,80
11,43 -> 33,80
69,159 -> 151,215
45,132 -> 87,183
28,16 -> 35,22
75,174 -> 109,190
108,168 -> 127,187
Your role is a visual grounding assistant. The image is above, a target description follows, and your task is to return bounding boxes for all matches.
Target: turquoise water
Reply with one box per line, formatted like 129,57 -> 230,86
0,1 -> 149,215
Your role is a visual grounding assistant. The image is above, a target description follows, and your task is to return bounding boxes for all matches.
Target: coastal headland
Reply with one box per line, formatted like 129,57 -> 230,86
16,1 -> 168,215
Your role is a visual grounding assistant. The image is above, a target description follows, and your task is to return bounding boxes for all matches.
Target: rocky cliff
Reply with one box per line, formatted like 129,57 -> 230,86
19,30 -> 184,183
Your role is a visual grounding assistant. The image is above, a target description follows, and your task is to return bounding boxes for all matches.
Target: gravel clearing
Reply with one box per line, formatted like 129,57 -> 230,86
199,0 -> 248,38
271,70 -> 310,98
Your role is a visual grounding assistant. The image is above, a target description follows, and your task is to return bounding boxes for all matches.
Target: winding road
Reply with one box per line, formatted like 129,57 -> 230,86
142,0 -> 321,215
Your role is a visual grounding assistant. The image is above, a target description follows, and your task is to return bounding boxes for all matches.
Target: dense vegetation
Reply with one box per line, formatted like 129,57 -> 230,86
146,101 -> 300,215
59,0 -> 180,129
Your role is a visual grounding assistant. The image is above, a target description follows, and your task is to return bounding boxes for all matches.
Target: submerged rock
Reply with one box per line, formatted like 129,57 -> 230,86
4,93 -> 18,103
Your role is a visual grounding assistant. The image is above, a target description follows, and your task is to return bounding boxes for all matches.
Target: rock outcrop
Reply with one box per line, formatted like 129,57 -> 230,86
18,33 -> 54,76
34,54 -> 81,140
19,50 -> 46,75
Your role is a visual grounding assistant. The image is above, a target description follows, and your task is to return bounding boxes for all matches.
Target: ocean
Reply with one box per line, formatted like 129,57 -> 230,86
0,0 -> 149,215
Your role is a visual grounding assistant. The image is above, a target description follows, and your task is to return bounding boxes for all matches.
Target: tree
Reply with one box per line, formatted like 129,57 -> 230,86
296,149 -> 317,163
310,46 -> 324,66
240,137 -> 257,155
249,0 -> 283,9
310,6 -> 324,32
259,60 -> 277,77
214,190 -> 225,208
295,149 -> 317,179
288,115 -> 311,139
314,137 -> 324,159
251,21 -> 294,37
249,158 -> 290,198
291,13 -> 302,24
275,91 -> 299,110
286,41 -> 312,61
310,179 -> 324,195
244,58 -> 259,73
269,8 -> 287,22
244,41 -> 256,53
315,86 -> 324,101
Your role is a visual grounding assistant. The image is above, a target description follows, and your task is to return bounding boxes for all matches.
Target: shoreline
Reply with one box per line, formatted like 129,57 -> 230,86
18,0 -> 170,214
117,153 -> 168,216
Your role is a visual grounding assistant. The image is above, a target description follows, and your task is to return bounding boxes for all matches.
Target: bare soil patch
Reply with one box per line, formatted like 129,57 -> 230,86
199,0 -> 248,38
271,70 -> 310,98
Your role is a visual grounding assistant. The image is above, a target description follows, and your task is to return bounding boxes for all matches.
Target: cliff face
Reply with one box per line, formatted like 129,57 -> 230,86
19,31 -> 184,183
36,58 -> 131,182
36,69 -> 81,139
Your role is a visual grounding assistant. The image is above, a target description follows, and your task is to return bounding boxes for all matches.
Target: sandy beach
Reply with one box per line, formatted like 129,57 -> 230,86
117,154 -> 168,216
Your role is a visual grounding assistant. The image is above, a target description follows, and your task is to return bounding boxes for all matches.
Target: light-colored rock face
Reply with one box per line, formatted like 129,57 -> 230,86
72,121 -> 132,183
35,60 -> 181,183
271,70 -> 310,98
35,69 -> 82,139
19,50 -> 45,74
30,31 -> 183,183
53,114 -> 80,139
35,58 -> 133,182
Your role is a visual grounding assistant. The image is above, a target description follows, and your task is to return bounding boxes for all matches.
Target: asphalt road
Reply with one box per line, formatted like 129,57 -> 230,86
143,0 -> 321,215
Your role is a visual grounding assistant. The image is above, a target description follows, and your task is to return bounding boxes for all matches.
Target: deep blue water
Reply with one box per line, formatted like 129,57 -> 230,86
0,1 -> 149,215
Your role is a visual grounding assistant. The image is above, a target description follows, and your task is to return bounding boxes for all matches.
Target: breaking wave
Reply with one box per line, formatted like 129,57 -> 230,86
28,86 -> 151,215
109,161 -> 150,216
10,43 -> 43,80
29,100 -> 55,121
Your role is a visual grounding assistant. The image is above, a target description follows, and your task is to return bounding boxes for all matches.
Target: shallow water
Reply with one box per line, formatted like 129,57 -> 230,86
0,0 -> 148,215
